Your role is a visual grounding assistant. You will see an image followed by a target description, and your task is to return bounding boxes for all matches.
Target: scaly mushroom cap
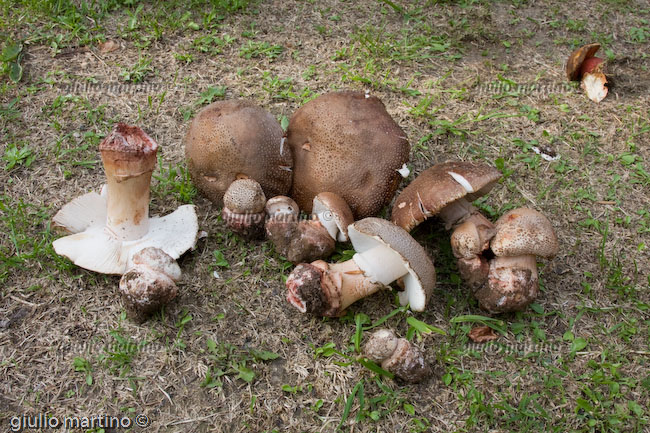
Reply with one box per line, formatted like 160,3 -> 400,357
362,328 -> 398,363
391,161 -> 501,232
565,43 -> 601,81
223,178 -> 266,214
287,91 -> 409,219
312,192 -> 355,242
349,218 -> 435,311
491,208 -> 559,258
132,247 -> 181,281
184,100 -> 292,206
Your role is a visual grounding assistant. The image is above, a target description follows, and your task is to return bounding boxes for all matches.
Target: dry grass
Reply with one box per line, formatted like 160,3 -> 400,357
1,0 -> 649,432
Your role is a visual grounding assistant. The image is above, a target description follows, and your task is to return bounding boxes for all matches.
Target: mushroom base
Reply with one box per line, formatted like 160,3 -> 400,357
458,256 -> 489,290
222,208 -> 266,240
286,259 -> 383,317
119,267 -> 178,323
475,255 -> 538,313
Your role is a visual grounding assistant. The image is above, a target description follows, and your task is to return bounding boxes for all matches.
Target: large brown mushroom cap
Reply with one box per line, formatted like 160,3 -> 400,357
491,208 -> 559,258
391,161 -> 501,232
184,100 -> 292,207
287,91 -> 409,219
565,43 -> 601,81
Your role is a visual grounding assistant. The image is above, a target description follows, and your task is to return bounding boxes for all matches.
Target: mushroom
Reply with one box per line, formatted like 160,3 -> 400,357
222,178 -> 266,239
265,192 -> 354,264
184,100 -> 293,206
52,123 -> 199,274
565,43 -> 608,103
286,217 -> 435,317
362,328 -> 430,383
119,247 -> 181,322
391,161 -> 501,288
475,208 -> 559,313
286,91 -> 410,219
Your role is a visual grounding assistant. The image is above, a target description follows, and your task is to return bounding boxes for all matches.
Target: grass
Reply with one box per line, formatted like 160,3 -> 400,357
1,0 -> 649,432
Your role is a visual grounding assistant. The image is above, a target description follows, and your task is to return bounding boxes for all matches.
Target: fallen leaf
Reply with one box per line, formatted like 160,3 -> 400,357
469,325 -> 499,343
581,72 -> 608,103
98,40 -> 119,54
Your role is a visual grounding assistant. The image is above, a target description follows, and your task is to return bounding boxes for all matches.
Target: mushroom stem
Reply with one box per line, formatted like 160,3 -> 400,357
362,329 -> 430,383
477,255 -> 538,313
100,124 -> 158,241
286,259 -> 383,317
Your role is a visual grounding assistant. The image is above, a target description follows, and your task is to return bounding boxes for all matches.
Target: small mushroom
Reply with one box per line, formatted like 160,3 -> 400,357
287,91 -> 410,219
119,247 -> 181,322
391,161 -> 501,288
565,43 -> 608,103
286,218 -> 435,317
362,329 -> 430,383
222,178 -> 266,239
184,100 -> 293,206
265,192 -> 354,264
475,208 -> 559,313
52,123 -> 199,274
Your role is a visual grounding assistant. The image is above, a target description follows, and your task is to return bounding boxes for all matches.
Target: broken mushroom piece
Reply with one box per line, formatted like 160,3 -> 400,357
222,178 -> 266,239
119,247 -> 181,323
265,192 -> 353,264
565,43 -> 608,103
265,196 -> 335,264
474,208 -> 559,313
184,100 -> 293,206
52,123 -> 199,274
286,218 -> 435,317
287,91 -> 410,219
362,329 -> 430,383
391,161 -> 501,288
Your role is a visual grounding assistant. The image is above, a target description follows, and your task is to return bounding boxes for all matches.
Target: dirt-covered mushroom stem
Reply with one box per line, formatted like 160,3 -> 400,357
362,329 -> 430,383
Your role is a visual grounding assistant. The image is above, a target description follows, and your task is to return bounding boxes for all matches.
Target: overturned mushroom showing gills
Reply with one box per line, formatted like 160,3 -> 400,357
286,218 -> 435,317
52,123 -> 199,274
119,247 -> 181,322
312,192 -> 355,242
265,196 -> 335,264
287,91 -> 410,219
184,100 -> 293,206
362,328 -> 430,383
565,43 -> 608,103
391,161 -> 501,288
222,178 -> 266,239
475,208 -> 559,313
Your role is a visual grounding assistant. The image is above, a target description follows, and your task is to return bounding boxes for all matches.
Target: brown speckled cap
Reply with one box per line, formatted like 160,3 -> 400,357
223,179 -> 266,214
565,43 -> 601,81
349,217 -> 435,311
184,100 -> 293,207
491,208 -> 559,258
391,161 -> 501,232
287,91 -> 409,219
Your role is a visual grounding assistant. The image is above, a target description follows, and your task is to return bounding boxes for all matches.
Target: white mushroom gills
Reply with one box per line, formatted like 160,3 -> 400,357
312,198 -> 342,242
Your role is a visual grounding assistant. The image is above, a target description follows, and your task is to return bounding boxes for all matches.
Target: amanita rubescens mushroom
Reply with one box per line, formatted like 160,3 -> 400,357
566,43 -> 608,103
52,123 -> 199,274
286,218 -> 435,317
184,100 -> 293,206
391,161 -> 501,289
222,178 -> 266,239
119,247 -> 181,322
265,192 -> 354,264
362,328 -> 430,383
287,91 -> 410,219
474,208 -> 559,313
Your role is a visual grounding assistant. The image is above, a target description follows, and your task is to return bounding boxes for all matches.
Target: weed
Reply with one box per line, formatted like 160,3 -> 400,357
239,41 -> 283,59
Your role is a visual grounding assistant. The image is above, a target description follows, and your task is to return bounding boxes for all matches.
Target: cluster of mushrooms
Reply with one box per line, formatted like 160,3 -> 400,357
52,91 -> 558,382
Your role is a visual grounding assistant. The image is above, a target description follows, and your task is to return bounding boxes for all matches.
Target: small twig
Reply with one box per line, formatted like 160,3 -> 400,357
166,412 -> 219,426
157,384 -> 174,406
